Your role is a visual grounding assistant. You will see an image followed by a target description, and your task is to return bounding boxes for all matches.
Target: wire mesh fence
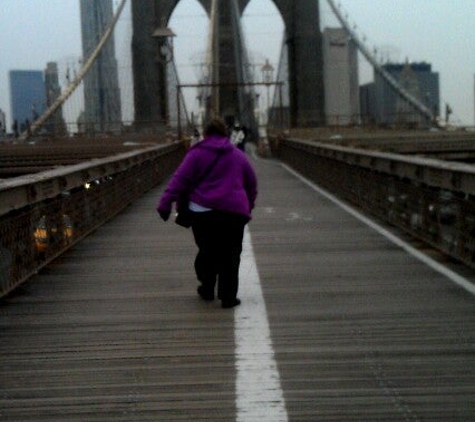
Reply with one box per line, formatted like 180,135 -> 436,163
0,143 -> 184,298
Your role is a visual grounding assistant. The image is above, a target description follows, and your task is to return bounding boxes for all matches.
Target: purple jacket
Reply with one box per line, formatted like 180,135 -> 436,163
157,135 -> 258,219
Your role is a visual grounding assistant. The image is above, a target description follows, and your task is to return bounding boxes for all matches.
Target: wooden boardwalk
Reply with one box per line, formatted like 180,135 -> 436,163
1,154 -> 474,421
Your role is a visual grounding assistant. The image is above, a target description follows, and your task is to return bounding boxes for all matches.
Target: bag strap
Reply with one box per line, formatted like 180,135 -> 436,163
192,150 -> 225,190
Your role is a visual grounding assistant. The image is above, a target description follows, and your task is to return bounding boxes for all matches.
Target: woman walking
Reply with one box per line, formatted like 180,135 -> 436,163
157,118 -> 258,308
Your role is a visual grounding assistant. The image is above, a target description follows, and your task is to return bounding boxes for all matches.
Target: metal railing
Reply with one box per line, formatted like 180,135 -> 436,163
269,137 -> 475,268
0,143 -> 184,298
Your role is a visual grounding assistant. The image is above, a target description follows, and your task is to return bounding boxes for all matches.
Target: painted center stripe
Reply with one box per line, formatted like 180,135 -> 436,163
235,227 -> 289,422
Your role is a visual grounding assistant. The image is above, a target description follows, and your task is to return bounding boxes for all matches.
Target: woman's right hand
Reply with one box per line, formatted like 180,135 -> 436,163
158,210 -> 171,222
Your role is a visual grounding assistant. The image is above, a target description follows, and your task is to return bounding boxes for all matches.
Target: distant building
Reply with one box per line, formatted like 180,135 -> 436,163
44,62 -> 67,134
369,61 -> 440,127
9,70 -> 46,133
359,83 -> 377,125
80,0 -> 122,133
0,108 -> 6,136
322,27 -> 360,125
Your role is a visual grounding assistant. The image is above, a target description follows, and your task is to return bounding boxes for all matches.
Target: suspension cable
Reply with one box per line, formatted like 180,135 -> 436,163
326,0 -> 436,125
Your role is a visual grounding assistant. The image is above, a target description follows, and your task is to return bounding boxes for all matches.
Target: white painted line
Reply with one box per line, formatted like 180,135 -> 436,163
282,164 -> 475,296
235,227 -> 289,422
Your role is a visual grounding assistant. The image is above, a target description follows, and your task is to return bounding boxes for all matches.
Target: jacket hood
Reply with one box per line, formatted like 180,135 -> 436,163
192,135 -> 234,152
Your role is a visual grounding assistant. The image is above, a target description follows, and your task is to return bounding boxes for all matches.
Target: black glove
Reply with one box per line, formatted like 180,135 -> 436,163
159,210 -> 171,222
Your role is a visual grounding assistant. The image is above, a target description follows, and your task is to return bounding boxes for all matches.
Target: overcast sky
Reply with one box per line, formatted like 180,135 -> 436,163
0,0 -> 474,129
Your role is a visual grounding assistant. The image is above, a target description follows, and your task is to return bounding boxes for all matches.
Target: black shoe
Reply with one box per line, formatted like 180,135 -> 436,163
197,286 -> 214,301
221,298 -> 241,309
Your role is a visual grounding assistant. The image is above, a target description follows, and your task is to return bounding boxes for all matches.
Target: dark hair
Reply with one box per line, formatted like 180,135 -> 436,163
203,117 -> 228,137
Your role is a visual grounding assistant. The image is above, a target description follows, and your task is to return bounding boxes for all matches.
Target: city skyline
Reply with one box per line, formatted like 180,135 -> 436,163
0,0 -> 474,130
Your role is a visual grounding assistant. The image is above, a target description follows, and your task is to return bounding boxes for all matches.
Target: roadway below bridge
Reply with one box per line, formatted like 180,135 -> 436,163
0,149 -> 474,421
0,135 -> 167,178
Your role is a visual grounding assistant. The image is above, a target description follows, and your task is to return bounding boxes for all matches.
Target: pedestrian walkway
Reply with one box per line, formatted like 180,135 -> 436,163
0,153 -> 474,421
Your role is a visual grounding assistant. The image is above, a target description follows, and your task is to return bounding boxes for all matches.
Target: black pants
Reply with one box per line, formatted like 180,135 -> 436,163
191,211 -> 247,302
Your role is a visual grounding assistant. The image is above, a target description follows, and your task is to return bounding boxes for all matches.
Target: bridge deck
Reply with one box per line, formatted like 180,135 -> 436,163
1,154 -> 474,421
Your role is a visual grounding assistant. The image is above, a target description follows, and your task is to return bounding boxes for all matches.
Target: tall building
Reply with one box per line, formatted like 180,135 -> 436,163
0,108 -> 6,135
359,82 -> 376,125
44,62 -> 66,134
9,70 -> 46,132
322,27 -> 360,125
372,62 -> 439,126
80,0 -> 122,133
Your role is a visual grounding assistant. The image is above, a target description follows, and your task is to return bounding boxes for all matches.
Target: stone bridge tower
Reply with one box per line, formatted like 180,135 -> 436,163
131,0 -> 324,130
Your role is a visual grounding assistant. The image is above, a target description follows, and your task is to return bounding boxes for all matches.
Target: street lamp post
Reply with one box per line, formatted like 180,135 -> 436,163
152,27 -> 176,133
261,59 -> 274,125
